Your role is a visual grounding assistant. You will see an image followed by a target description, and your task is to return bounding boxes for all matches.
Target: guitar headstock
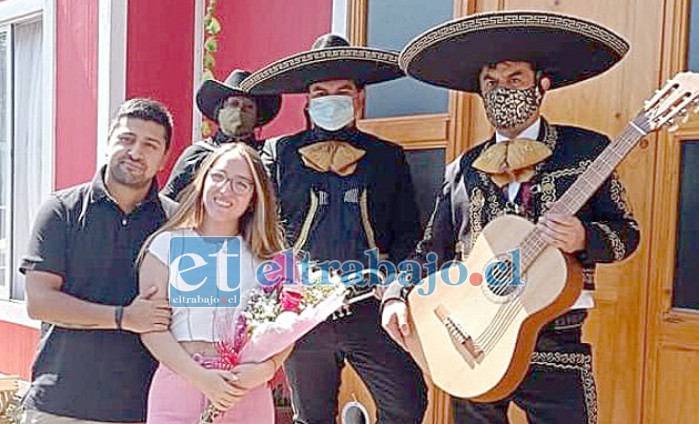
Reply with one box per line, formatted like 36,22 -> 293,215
641,72 -> 699,132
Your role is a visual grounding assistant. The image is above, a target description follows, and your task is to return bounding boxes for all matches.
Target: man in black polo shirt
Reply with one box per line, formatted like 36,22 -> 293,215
20,98 -> 176,423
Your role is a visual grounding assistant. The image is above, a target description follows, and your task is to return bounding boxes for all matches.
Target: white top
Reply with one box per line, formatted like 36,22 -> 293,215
147,228 -> 261,342
495,118 -> 594,310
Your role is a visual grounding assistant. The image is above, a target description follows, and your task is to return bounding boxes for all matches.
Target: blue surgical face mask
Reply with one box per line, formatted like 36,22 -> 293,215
307,95 -> 355,131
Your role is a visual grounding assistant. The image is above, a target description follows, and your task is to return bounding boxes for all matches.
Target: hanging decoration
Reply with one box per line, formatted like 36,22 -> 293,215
201,0 -> 222,137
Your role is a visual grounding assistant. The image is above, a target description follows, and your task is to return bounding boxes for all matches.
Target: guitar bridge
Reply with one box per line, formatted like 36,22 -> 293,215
435,305 -> 484,360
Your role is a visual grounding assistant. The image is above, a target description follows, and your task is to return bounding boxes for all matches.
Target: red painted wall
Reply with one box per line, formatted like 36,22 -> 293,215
209,0 -> 332,139
0,322 -> 38,380
54,0 -> 99,189
125,1 -> 195,185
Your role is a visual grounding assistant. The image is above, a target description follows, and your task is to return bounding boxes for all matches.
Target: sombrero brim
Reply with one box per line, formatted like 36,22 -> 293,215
196,79 -> 282,126
400,11 -> 629,92
240,47 -> 405,94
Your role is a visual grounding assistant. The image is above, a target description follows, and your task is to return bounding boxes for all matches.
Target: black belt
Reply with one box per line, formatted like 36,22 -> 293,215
544,310 -> 588,332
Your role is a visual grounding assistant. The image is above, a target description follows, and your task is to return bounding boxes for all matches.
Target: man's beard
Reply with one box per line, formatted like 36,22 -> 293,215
108,160 -> 152,189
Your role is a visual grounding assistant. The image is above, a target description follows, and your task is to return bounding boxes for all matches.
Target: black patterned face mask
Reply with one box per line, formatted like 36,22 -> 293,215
482,85 -> 543,130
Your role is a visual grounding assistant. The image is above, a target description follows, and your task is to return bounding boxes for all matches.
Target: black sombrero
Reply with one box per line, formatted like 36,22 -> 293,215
196,69 -> 281,126
399,11 -> 629,92
241,34 -> 405,94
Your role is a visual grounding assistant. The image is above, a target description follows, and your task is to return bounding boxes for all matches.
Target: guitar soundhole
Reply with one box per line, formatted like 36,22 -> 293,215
484,257 -> 521,299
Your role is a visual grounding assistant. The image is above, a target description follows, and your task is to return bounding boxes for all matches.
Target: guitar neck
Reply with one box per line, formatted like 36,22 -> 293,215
548,115 -> 648,215
519,113 -> 650,270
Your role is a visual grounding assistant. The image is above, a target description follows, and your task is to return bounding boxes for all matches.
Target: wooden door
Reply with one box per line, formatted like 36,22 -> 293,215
337,1 -> 467,423
341,0 -> 673,422
464,1 -> 664,422
644,1 -> 699,422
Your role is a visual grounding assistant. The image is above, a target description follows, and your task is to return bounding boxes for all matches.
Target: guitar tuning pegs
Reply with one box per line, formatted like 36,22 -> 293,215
693,99 -> 699,113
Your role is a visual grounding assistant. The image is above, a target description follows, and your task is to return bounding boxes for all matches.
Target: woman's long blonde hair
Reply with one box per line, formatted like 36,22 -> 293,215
139,143 -> 286,264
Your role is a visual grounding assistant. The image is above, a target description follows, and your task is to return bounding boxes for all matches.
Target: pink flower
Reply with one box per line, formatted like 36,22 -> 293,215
280,288 -> 303,312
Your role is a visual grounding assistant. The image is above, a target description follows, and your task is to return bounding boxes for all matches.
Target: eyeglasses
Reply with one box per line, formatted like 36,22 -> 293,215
208,170 -> 254,195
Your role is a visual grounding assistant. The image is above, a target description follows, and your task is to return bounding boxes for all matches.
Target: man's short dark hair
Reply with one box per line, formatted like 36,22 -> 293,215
306,79 -> 365,92
109,98 -> 174,149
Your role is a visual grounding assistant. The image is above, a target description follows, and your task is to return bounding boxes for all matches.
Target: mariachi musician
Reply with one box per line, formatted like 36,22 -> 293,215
243,34 -> 428,424
382,11 -> 640,423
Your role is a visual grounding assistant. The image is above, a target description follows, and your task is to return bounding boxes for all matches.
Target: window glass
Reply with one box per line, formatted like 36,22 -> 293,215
9,19 -> 43,300
405,149 -> 446,229
364,0 -> 452,118
673,141 -> 699,310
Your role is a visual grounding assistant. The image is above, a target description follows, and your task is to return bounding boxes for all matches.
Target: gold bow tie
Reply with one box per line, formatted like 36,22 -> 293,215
472,138 -> 552,188
298,141 -> 366,176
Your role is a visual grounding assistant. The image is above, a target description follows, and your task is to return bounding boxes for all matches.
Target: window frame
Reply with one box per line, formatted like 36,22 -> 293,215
0,0 -> 55,329
0,26 -> 13,301
341,2 -> 469,421
649,0 -> 699,320
343,0 -> 477,161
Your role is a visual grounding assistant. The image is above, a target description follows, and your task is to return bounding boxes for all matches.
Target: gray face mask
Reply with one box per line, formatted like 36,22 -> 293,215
217,101 -> 257,137
482,84 -> 543,130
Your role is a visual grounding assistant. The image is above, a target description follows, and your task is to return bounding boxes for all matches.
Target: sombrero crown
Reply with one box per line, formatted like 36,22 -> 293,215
399,11 -> 630,92
241,34 -> 405,94
197,69 -> 281,126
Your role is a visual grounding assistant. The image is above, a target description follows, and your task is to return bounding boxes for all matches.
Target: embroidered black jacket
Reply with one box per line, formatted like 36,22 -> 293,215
402,118 -> 640,292
262,127 -> 420,265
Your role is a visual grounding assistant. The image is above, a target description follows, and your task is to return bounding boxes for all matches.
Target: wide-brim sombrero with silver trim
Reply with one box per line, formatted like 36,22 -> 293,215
197,69 -> 281,126
241,34 -> 405,94
399,11 -> 629,92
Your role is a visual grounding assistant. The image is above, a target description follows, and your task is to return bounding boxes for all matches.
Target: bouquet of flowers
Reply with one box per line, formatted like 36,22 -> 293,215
200,266 -> 348,423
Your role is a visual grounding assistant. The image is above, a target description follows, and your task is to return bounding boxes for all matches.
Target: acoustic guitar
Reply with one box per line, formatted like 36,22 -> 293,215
404,72 -> 699,402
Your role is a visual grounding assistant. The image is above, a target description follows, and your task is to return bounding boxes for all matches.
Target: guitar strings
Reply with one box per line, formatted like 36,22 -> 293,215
476,300 -> 523,353
470,225 -> 578,354
476,233 -> 544,352
483,303 -> 524,355
475,302 -> 515,348
469,227 -> 545,355
463,123 -> 642,357
469,251 -> 524,353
